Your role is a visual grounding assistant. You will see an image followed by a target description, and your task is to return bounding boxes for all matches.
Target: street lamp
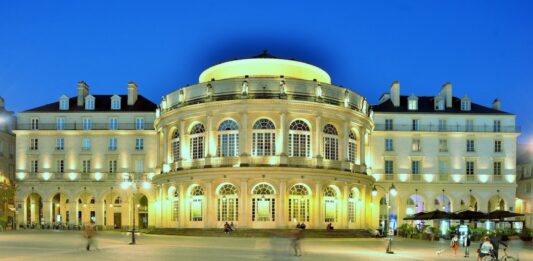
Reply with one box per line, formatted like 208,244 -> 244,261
372,183 -> 397,254
121,174 -> 149,245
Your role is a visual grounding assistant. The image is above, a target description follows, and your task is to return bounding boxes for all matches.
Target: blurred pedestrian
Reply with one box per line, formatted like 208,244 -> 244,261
450,234 -> 459,256
83,222 -> 96,251
463,234 -> 471,257
291,229 -> 302,256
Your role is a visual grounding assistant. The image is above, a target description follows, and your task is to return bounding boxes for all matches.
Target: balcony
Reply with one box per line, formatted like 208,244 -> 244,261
374,124 -> 520,133
372,173 -> 515,184
17,123 -> 155,131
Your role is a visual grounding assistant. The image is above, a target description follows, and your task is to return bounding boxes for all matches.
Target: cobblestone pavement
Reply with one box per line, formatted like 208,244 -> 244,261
0,230 -> 532,261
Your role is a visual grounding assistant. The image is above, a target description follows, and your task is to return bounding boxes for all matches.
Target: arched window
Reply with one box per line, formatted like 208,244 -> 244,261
168,186 -> 179,222
217,120 -> 239,157
323,186 -> 338,222
190,185 -> 204,221
252,183 -> 276,222
252,119 -> 276,156
323,124 -> 338,160
348,190 -> 358,223
348,131 -> 357,163
288,184 -> 310,223
171,130 -> 180,162
217,184 -> 238,222
288,120 -> 311,158
190,124 -> 205,160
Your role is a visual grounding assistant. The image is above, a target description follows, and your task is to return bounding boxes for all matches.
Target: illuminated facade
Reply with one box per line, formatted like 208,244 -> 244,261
516,146 -> 533,227
0,96 -> 16,225
13,51 -> 519,230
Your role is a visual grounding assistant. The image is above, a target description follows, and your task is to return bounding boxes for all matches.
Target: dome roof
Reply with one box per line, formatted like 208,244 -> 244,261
198,50 -> 331,84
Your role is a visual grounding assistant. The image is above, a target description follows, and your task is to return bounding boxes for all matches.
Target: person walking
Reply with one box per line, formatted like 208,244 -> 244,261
450,234 -> 459,256
463,234 -> 471,258
477,236 -> 494,260
83,222 -> 96,251
291,229 -> 303,256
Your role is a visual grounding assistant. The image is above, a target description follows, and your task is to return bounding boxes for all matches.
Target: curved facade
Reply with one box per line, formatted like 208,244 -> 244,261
153,56 -> 375,229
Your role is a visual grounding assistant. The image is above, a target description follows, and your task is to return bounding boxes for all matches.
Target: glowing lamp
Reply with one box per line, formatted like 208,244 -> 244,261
143,181 -> 151,189
162,164 -> 170,173
371,186 -> 378,197
120,181 -> 129,190
68,173 -> 77,181
389,184 -> 397,197
94,172 -> 103,181
42,172 -> 50,181
16,172 -> 26,180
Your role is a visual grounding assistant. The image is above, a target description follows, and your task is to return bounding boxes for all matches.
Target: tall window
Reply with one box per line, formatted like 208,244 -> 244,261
171,130 -> 180,162
411,138 -> 421,152
111,97 -> 121,110
217,184 -> 239,222
348,190 -> 357,223
30,138 -> 38,150
82,138 -> 91,151
135,117 -> 145,130
85,96 -> 95,110
438,160 -> 448,175
252,183 -> 275,222
385,138 -> 393,151
439,139 -> 448,152
82,118 -> 92,130
323,124 -> 338,160
408,96 -> 418,110
56,117 -> 65,130
493,161 -> 502,176
82,160 -> 91,173
190,123 -> 205,160
217,120 -> 239,157
56,138 -> 65,151
494,140 -> 502,153
461,98 -> 471,111
109,160 -> 117,173
411,160 -> 420,174
411,119 -> 419,131
108,138 -> 118,151
135,138 -> 144,150
252,119 -> 276,156
59,98 -> 69,110
109,118 -> 118,130
190,185 -> 204,222
170,189 -> 179,222
385,119 -> 393,130
56,159 -> 64,173
288,184 -> 310,222
288,120 -> 311,157
30,160 -> 39,173
31,118 -> 39,130
384,160 -> 394,174
466,139 -> 475,152
465,119 -> 474,132
323,186 -> 338,223
134,159 -> 144,173
466,161 -> 475,175
493,120 -> 501,132
438,119 -> 447,131
348,131 -> 357,163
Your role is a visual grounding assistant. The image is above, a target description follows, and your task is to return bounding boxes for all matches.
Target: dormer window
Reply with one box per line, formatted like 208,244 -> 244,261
85,95 -> 95,110
434,96 -> 444,111
461,96 -> 471,111
111,95 -> 121,110
408,95 -> 418,110
59,95 -> 69,110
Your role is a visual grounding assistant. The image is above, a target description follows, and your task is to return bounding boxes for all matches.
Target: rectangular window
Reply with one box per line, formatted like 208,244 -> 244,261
60,99 -> 69,110
439,139 -> 448,152
466,161 -> 475,175
408,99 -> 417,110
493,161 -> 502,176
82,160 -> 91,173
438,160 -> 448,175
56,117 -> 65,130
109,138 -> 117,151
466,139 -> 475,152
56,138 -> 65,151
82,118 -> 92,130
82,138 -> 91,151
385,119 -> 393,130
135,117 -> 145,130
30,160 -> 39,173
385,138 -> 393,151
412,119 -> 419,131
384,160 -> 394,174
30,138 -> 39,150
438,119 -> 447,131
31,118 -> 39,130
135,138 -> 144,150
85,99 -> 95,110
494,140 -> 502,153
465,119 -> 474,132
411,138 -> 421,152
108,160 -> 117,173
109,118 -> 118,130
493,120 -> 501,132
134,159 -> 144,173
112,99 -> 120,110
56,159 -> 64,173
411,160 -> 420,174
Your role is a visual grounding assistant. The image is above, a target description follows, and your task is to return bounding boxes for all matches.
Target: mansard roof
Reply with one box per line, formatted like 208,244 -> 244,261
23,95 -> 157,113
372,95 -> 512,115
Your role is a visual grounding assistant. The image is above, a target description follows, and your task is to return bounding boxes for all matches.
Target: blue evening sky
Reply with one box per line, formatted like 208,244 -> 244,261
1,1 -> 532,142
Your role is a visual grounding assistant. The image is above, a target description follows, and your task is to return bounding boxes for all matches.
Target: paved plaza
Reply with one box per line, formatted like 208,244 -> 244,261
0,230 -> 532,261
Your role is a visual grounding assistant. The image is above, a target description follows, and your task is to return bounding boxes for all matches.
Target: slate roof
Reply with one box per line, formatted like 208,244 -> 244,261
372,96 -> 512,115
23,95 -> 157,113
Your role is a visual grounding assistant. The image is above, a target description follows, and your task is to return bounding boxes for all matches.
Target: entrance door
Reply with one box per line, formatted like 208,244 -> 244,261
114,213 -> 122,229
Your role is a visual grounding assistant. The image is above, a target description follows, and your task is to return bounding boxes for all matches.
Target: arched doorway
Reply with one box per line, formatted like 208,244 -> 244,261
323,185 -> 340,224
51,192 -> 69,224
379,195 -> 398,234
348,188 -> 360,226
167,186 -> 179,224
137,195 -> 148,229
26,193 -> 42,226
251,183 -> 276,227
288,184 -> 310,224
77,192 -> 96,225
488,195 -> 506,212
189,185 -> 205,223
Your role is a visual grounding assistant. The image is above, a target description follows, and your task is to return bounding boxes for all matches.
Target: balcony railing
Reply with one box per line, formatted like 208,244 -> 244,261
374,124 -> 520,133
17,123 -> 154,131
373,173 -> 514,184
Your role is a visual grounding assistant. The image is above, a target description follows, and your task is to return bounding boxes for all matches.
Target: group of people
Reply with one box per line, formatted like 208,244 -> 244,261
295,223 -> 306,230
223,222 -> 236,234
450,233 -> 507,260
326,223 -> 334,231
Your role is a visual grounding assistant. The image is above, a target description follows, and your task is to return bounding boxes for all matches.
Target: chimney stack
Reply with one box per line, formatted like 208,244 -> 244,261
77,81 -> 89,106
440,82 -> 453,108
492,98 -> 501,110
390,81 -> 400,107
128,81 -> 138,106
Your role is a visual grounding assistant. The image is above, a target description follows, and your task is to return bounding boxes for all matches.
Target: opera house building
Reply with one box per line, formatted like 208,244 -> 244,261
13,52 -> 519,232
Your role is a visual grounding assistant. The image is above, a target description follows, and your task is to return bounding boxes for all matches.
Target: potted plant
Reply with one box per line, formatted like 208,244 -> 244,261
519,228 -> 532,241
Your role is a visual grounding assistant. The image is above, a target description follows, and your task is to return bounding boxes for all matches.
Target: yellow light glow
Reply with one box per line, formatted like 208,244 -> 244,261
68,172 -> 77,181
423,174 -> 434,183
398,174 -> 408,182
162,164 -> 170,173
42,172 -> 50,181
148,172 -> 155,180
94,172 -> 103,181
451,174 -> 462,183
372,174 -> 381,182
143,181 -> 151,189
505,175 -> 516,183
16,172 -> 26,180
478,175 -> 490,183
198,58 -> 331,84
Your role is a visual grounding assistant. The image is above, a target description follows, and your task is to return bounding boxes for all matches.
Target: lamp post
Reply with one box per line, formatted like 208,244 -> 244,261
372,183 -> 397,254
121,174 -> 150,245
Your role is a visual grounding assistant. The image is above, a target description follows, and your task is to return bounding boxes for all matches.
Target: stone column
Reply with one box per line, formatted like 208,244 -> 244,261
342,184 -> 349,228
279,180 -> 287,228
315,116 -> 323,158
240,112 -> 250,166
95,200 -> 104,226
179,120 -> 186,161
67,201 -> 76,225
341,122 -> 349,161
42,200 -> 52,224
279,112 -> 288,166
205,114 -> 214,167
205,182 -> 213,228
239,180 -> 248,227
156,130 -> 162,167
359,127 -> 366,172
313,183 -> 322,228
179,184 -> 185,228
121,198 -> 130,229
162,128 -> 168,164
